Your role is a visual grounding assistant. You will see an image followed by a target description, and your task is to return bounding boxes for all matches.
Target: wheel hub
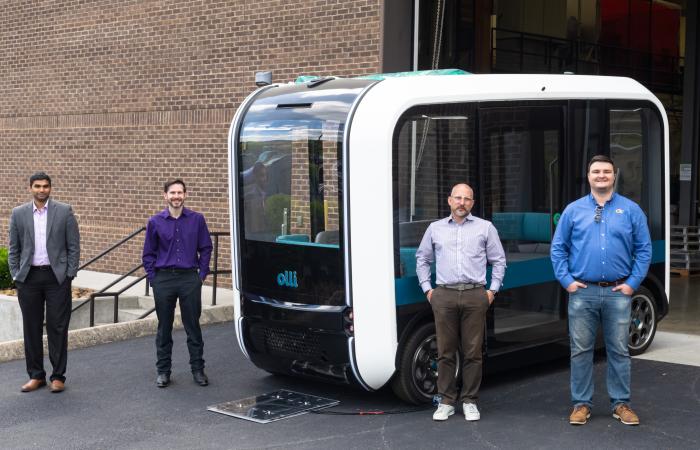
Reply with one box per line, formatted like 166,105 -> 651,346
629,294 -> 655,350
411,335 -> 439,399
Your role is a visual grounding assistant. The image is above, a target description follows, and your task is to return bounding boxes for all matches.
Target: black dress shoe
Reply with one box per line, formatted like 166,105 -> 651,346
156,373 -> 170,388
192,370 -> 209,386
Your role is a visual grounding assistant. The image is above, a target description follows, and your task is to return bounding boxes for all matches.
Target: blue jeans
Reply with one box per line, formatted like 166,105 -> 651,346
568,286 -> 631,410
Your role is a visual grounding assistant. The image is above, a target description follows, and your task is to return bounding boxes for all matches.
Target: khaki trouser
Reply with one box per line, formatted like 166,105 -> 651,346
431,286 -> 489,405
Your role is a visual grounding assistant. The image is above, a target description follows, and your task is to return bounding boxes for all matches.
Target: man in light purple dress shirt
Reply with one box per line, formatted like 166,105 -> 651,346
142,179 -> 213,388
9,172 -> 80,393
416,183 -> 506,422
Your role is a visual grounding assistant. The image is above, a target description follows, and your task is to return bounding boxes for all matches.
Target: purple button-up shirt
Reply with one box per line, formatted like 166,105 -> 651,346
142,207 -> 213,281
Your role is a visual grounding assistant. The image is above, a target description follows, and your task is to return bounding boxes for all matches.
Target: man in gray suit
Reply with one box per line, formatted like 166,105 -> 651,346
8,172 -> 80,393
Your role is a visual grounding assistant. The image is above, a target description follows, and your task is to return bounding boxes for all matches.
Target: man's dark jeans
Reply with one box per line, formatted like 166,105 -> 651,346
151,270 -> 204,374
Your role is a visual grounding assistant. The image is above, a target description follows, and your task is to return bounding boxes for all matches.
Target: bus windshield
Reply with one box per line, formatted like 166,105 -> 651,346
239,115 -> 343,246
235,80 -> 372,305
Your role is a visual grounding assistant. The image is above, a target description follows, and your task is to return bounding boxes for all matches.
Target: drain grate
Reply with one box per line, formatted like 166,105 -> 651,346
207,389 -> 339,423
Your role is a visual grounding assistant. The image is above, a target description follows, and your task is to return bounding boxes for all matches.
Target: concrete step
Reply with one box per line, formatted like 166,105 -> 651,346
118,308 -> 154,322
136,296 -> 155,309
77,294 -> 207,326
113,295 -> 141,309
86,295 -> 153,309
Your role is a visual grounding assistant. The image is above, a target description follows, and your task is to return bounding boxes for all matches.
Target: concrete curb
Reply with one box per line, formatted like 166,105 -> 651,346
0,304 -> 233,364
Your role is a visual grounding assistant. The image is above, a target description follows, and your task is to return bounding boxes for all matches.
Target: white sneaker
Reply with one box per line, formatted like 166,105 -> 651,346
432,404 -> 455,421
463,402 -> 481,421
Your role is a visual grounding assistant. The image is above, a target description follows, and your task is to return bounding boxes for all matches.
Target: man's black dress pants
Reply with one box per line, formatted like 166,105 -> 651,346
151,270 -> 204,375
17,266 -> 72,382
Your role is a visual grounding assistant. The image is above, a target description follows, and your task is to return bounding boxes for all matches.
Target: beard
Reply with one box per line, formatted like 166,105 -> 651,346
167,198 -> 184,209
452,207 -> 468,217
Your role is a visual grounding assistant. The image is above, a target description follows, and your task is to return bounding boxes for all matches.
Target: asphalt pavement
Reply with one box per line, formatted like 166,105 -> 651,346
1,323 -> 698,450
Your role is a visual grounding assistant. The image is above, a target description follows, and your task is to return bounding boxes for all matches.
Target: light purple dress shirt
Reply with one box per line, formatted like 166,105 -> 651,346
32,200 -> 50,266
416,214 -> 507,293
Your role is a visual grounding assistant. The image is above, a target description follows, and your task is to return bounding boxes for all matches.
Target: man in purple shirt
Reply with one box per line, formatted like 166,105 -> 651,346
142,179 -> 213,388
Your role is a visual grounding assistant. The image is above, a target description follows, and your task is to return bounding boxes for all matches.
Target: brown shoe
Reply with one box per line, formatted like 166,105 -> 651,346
613,404 -> 639,425
21,379 -> 47,392
50,380 -> 65,393
569,405 -> 591,425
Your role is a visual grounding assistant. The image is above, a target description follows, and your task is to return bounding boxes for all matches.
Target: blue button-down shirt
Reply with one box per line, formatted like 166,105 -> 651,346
550,193 -> 651,290
142,207 -> 213,281
416,214 -> 506,293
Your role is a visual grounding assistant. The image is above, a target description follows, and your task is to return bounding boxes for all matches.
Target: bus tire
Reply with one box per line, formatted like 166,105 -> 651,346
391,322 -> 440,404
628,286 -> 658,356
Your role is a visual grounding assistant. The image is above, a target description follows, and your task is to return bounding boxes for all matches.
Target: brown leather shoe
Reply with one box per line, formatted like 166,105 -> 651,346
20,379 -> 47,392
613,404 -> 639,425
569,405 -> 591,425
50,380 -> 65,393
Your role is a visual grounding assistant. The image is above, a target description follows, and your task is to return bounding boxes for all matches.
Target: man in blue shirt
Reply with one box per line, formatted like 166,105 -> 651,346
143,179 -> 213,388
551,155 -> 651,426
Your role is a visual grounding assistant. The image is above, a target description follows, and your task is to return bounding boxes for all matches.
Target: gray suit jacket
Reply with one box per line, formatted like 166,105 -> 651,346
8,200 -> 81,284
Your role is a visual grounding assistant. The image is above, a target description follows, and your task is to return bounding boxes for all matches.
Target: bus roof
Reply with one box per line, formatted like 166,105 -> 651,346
295,69 -> 470,84
363,73 -> 660,105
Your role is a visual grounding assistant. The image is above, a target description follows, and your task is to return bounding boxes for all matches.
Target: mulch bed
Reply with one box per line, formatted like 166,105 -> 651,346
0,287 -> 94,299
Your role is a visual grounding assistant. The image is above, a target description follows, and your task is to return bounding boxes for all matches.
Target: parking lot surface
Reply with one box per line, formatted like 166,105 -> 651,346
1,323 -> 698,450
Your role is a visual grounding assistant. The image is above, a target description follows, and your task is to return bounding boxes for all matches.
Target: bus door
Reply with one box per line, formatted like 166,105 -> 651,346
478,103 -> 568,353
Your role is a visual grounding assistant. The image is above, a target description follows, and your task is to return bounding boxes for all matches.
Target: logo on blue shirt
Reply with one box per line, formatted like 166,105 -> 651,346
276,270 -> 298,288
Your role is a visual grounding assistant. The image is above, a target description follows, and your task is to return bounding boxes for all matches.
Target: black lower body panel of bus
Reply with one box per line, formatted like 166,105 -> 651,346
240,300 -> 358,387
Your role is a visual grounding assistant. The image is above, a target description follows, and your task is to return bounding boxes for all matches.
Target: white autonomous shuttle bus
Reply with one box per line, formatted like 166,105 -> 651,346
228,72 -> 669,403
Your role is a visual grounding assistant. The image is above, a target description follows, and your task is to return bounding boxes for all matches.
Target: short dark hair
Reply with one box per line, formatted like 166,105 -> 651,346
163,179 -> 186,193
587,155 -> 616,172
29,172 -> 51,187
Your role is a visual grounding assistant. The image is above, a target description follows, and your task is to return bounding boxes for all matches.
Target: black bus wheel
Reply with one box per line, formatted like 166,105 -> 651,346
628,286 -> 658,356
391,322 -> 439,404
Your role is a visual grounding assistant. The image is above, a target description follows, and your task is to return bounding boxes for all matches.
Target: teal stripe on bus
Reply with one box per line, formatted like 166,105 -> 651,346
394,240 -> 665,306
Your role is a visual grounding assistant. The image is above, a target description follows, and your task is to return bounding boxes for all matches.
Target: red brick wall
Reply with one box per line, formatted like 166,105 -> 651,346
0,1 -> 382,279
290,131 -> 311,236
322,121 -> 341,231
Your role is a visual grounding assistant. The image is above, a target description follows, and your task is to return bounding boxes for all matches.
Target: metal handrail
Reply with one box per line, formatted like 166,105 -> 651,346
210,231 -> 232,306
137,305 -> 156,320
88,272 -> 148,326
135,231 -> 231,318
78,227 -> 146,271
71,228 -> 231,326
72,262 -> 144,313
72,228 -> 147,318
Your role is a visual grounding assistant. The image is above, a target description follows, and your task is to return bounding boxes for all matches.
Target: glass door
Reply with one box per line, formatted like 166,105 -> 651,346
478,103 -> 568,352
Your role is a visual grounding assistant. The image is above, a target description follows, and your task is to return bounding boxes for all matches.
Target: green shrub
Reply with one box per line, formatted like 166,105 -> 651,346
0,247 -> 11,289
265,194 -> 291,234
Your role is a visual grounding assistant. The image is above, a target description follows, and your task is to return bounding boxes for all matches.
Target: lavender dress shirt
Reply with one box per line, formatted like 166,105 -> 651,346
142,207 -> 213,281
32,200 -> 50,266
416,214 -> 507,294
